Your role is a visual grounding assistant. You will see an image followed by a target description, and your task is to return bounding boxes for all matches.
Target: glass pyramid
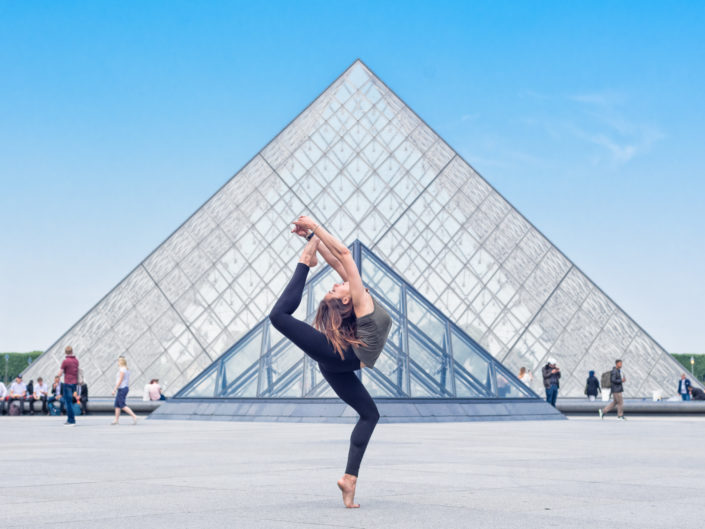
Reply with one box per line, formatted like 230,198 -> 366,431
178,241 -> 534,401
23,59 -> 692,399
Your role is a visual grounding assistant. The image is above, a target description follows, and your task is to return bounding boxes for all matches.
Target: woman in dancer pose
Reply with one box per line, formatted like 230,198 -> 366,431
269,215 -> 392,508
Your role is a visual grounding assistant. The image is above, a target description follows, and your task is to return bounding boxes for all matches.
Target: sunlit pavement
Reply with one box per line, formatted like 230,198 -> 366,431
1,415 -> 701,528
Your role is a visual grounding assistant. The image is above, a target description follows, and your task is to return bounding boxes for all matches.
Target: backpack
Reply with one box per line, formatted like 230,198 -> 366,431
8,401 -> 21,416
601,371 -> 612,389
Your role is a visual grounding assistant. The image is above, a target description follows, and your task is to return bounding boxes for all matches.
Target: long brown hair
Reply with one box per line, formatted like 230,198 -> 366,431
314,298 -> 365,360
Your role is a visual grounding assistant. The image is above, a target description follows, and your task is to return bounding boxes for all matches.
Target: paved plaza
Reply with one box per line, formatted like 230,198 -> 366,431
1,414 -> 701,528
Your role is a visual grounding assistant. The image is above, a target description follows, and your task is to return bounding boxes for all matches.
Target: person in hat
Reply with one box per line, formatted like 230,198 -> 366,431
8,375 -> 28,415
541,359 -> 561,407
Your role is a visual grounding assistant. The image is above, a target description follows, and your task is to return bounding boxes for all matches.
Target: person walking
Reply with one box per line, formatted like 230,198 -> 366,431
599,359 -> 626,420
56,346 -> 79,425
270,216 -> 392,508
585,370 -> 601,401
111,357 -> 139,425
541,359 -> 561,407
678,373 -> 691,401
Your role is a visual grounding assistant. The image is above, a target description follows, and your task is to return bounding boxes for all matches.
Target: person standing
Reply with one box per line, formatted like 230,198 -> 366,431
585,370 -> 601,401
273,216 -> 393,508
599,359 -> 626,420
56,346 -> 79,425
111,356 -> 138,425
678,373 -> 691,401
541,360 -> 561,407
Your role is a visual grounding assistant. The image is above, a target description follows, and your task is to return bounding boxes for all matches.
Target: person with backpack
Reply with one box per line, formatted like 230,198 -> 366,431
585,371 -> 600,401
599,359 -> 626,420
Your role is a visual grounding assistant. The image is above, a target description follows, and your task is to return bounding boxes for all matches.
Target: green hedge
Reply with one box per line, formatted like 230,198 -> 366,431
671,354 -> 705,382
1,351 -> 43,384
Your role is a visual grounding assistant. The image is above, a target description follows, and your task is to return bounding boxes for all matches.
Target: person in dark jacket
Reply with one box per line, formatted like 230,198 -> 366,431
77,382 -> 89,415
585,370 -> 600,401
542,359 -> 561,407
689,387 -> 705,401
678,374 -> 692,401
599,359 -> 626,420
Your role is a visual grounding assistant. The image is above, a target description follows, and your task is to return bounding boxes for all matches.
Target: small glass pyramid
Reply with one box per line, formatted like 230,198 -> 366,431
177,241 -> 535,401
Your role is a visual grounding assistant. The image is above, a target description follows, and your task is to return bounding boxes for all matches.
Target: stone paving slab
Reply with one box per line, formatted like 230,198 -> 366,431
0,415 -> 701,528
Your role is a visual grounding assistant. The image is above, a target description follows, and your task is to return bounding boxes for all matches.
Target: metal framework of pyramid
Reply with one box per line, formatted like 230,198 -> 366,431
24,59 -> 691,400
176,241 -> 536,401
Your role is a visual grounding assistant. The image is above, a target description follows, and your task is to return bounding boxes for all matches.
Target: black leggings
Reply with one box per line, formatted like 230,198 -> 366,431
269,263 -> 380,477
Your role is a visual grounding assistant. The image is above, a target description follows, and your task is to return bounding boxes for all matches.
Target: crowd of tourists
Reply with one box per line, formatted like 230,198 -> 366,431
516,359 -> 704,420
0,373 -> 87,416
0,346 -> 166,423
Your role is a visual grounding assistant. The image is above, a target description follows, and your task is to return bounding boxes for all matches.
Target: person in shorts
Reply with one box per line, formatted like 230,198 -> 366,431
111,356 -> 138,425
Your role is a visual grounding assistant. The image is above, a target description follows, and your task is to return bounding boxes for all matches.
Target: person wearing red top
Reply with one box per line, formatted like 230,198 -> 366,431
56,345 -> 80,425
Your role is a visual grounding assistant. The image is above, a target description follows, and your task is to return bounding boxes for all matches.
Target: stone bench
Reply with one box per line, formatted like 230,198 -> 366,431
4,398 -> 163,415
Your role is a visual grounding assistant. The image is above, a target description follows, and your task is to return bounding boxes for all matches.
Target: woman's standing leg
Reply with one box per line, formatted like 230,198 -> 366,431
121,388 -> 138,424
320,368 -> 380,508
121,406 -> 138,424
112,406 -> 121,424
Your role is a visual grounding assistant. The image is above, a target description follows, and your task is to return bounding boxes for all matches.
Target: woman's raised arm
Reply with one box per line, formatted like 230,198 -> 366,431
292,216 -> 373,316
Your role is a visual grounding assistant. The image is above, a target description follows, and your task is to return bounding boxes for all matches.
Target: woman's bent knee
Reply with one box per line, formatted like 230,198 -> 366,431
366,407 -> 380,425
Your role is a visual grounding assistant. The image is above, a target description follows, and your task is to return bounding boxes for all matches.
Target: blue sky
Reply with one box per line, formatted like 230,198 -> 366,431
1,1 -> 703,354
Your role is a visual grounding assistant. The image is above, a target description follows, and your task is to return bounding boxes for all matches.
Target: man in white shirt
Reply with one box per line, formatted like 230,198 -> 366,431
30,377 -> 50,415
0,381 -> 7,415
8,376 -> 28,415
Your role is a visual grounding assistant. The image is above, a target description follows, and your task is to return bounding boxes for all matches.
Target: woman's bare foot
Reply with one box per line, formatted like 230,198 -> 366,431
337,474 -> 360,508
299,238 -> 319,267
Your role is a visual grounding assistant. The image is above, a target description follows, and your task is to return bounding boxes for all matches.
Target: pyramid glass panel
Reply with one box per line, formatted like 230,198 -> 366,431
24,60 -> 695,399
176,241 -> 536,401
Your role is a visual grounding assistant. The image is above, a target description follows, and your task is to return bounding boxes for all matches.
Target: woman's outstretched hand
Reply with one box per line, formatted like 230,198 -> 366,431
291,224 -> 308,238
